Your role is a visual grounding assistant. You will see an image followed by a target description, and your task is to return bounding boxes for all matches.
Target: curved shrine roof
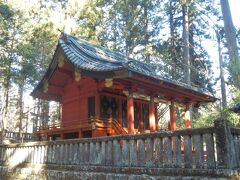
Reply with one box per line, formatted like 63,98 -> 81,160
60,34 -> 156,75
60,34 -> 214,95
31,33 -> 216,102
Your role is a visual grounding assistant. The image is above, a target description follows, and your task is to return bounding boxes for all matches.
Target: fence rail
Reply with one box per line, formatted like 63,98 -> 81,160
1,132 -> 33,142
0,119 -> 239,170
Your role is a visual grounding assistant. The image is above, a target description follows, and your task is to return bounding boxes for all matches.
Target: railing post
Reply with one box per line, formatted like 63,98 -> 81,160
214,119 -> 236,169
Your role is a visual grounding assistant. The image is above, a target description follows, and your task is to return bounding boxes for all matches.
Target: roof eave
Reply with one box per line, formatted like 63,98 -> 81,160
129,71 -> 217,103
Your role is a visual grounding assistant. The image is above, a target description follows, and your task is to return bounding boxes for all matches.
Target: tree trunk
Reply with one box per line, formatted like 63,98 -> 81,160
220,0 -> 240,88
58,103 -> 62,123
169,0 -> 177,79
112,15 -> 118,51
25,106 -> 29,134
17,80 -> 24,143
32,99 -> 40,132
2,58 -> 13,135
216,30 -> 227,107
182,3 -> 191,85
182,2 -> 193,125
143,0 -> 150,63
41,100 -> 49,127
1,25 -> 16,140
188,11 -> 195,85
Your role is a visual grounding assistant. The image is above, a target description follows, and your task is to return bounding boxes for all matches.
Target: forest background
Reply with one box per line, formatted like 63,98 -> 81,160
0,0 -> 239,137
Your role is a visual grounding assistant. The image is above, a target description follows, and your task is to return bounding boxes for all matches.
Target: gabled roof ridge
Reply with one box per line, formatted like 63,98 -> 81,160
60,33 -> 157,74
61,33 -> 129,62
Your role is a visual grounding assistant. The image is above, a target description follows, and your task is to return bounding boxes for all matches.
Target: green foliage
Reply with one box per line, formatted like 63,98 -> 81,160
228,58 -> 240,88
14,43 -> 38,88
73,0 -> 104,42
194,107 -> 239,128
193,89 -> 240,128
0,4 -> 13,20
99,0 -> 162,59
176,108 -> 185,129
237,28 -> 240,46
29,23 -> 58,82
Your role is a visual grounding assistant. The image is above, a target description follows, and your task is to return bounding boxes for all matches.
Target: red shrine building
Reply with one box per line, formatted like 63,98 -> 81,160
31,33 -> 216,140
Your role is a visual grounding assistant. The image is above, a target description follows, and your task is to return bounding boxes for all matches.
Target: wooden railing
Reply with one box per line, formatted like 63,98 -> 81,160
1,132 -> 33,142
37,118 -> 128,135
0,119 -> 239,170
93,118 -> 128,134
111,119 -> 128,134
37,119 -> 91,131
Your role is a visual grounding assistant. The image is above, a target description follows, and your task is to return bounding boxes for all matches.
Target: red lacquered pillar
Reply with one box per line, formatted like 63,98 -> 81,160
169,101 -> 176,131
127,92 -> 134,134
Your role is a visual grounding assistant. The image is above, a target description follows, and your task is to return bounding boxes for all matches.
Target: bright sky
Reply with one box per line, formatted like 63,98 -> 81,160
229,0 -> 240,27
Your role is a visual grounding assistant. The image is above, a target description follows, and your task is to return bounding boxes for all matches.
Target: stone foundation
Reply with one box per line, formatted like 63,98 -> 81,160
0,165 -> 239,180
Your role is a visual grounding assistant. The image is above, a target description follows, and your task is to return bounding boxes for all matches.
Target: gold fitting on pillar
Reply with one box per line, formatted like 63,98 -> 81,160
122,90 -> 129,96
128,91 -> 133,99
74,69 -> 81,82
150,97 -> 154,103
91,122 -> 96,129
58,56 -> 65,68
43,80 -> 48,93
105,78 -> 113,87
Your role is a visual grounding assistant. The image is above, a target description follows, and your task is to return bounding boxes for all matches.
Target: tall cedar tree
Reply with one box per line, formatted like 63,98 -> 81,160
220,0 -> 240,88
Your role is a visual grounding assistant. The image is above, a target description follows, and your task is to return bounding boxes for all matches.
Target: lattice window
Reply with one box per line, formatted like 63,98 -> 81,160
88,96 -> 95,118
122,99 -> 128,128
134,102 -> 139,129
100,95 -> 118,119
142,104 -> 149,130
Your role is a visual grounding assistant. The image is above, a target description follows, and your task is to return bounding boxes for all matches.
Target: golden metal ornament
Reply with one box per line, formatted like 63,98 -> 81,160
43,80 -> 48,93
105,78 -> 113,87
58,56 -> 65,68
74,69 -> 81,82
